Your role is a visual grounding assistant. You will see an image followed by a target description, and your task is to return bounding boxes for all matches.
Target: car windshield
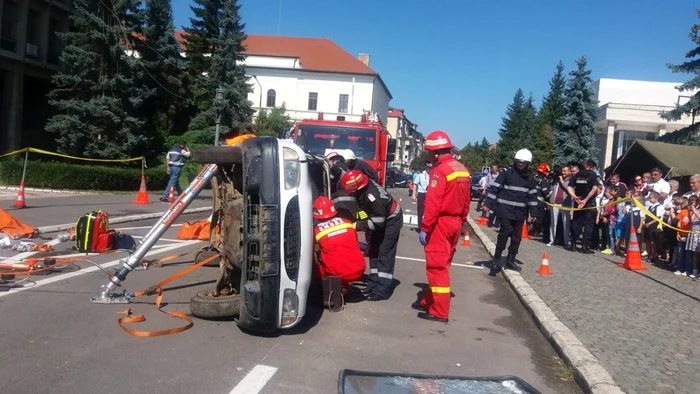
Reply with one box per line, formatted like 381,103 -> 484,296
471,174 -> 484,185
295,124 -> 377,160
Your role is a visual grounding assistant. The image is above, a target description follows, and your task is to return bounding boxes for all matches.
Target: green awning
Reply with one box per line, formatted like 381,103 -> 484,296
605,139 -> 700,179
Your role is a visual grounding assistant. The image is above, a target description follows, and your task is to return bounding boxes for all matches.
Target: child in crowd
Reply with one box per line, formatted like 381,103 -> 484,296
624,193 -> 645,255
686,195 -> 700,278
601,186 -> 619,255
674,197 -> 692,276
644,191 -> 665,262
598,188 -> 614,254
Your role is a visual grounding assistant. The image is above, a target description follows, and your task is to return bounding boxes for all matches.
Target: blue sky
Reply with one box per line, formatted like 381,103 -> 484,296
171,0 -> 698,149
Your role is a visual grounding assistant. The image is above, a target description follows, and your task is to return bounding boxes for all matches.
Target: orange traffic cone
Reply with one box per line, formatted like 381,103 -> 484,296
477,216 -> 489,226
537,252 -> 553,275
134,176 -> 150,205
461,231 -> 471,247
399,197 -> 403,204
167,184 -> 175,203
521,223 -> 531,239
13,181 -> 26,209
619,226 -> 647,271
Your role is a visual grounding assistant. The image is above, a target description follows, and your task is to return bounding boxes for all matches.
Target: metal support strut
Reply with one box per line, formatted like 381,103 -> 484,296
91,164 -> 219,304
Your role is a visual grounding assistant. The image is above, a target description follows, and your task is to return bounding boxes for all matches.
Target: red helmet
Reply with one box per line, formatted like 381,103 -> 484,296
537,163 -> 551,174
313,196 -> 337,219
424,130 -> 455,151
339,170 -> 369,193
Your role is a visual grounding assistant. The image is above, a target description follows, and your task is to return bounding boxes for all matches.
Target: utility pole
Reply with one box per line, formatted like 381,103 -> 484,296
214,86 -> 225,146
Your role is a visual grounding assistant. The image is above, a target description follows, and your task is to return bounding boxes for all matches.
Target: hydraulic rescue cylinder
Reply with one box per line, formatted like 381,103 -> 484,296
91,164 -> 219,304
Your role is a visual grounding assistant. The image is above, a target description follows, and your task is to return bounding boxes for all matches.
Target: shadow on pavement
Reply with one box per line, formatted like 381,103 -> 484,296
602,257 -> 700,303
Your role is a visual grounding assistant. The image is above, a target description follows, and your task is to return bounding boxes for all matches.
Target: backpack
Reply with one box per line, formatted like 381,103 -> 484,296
75,210 -> 114,253
113,232 -> 137,251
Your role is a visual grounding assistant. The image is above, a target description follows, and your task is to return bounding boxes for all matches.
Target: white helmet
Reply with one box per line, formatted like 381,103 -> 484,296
514,149 -> 533,163
342,149 -> 356,161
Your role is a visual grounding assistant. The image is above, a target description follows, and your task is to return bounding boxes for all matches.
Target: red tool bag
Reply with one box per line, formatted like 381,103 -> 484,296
75,210 -> 114,253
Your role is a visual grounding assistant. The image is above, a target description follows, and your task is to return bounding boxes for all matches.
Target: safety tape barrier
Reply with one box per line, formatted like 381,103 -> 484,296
0,147 -> 145,166
539,196 -> 700,235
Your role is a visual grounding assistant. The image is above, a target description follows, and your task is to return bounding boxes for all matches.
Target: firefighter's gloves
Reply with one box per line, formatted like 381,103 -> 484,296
419,231 -> 428,246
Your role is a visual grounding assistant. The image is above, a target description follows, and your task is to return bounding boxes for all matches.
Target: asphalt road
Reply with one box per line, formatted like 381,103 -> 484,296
0,193 -> 581,394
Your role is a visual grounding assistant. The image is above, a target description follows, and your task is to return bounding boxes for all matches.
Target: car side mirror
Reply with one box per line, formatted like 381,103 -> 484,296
387,138 -> 397,154
387,153 -> 395,162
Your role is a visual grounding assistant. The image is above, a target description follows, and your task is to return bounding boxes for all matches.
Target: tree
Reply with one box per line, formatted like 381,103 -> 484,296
183,0 -> 222,113
553,56 -> 599,166
255,105 -> 293,137
188,0 -> 254,136
496,89 -> 537,165
660,9 -> 700,124
138,0 -> 190,157
46,0 -> 148,159
410,152 -> 428,171
533,61 -> 566,164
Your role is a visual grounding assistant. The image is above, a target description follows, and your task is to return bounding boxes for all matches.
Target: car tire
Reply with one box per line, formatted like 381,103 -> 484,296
190,290 -> 241,319
191,146 -> 243,165
194,249 -> 220,267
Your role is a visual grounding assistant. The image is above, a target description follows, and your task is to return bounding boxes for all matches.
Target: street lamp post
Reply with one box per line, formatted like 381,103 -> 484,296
214,86 -> 225,146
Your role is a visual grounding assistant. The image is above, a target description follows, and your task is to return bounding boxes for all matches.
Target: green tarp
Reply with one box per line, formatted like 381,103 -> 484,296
605,139 -> 700,179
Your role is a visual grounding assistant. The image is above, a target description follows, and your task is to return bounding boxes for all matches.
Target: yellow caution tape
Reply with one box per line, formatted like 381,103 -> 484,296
538,196 -> 631,212
27,148 -> 144,163
0,147 -> 29,159
629,197 -> 700,234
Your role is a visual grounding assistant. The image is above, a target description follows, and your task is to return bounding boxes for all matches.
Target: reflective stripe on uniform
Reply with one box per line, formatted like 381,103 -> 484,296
370,268 -> 378,274
431,286 -> 450,293
370,216 -> 385,224
366,220 -> 375,230
497,198 -> 527,207
491,182 -> 501,188
388,206 -> 401,219
503,185 -> 530,193
446,171 -> 470,181
528,189 -> 538,194
378,272 -> 393,279
487,193 -> 497,199
333,196 -> 356,203
315,222 -> 354,242
528,201 -> 538,207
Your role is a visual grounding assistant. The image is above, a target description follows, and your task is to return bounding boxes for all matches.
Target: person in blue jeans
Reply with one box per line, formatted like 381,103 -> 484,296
160,141 -> 191,203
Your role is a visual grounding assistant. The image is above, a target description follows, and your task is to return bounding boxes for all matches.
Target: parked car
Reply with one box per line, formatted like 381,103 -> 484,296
393,173 -> 412,188
470,173 -> 485,200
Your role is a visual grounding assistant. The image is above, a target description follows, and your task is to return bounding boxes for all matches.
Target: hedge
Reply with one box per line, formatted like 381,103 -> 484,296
0,160 -> 205,192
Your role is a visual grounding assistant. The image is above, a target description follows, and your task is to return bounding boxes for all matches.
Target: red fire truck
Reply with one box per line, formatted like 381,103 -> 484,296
291,111 -> 397,187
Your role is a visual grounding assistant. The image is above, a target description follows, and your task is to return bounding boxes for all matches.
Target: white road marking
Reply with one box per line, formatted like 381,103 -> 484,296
230,365 -> 278,394
132,236 -> 188,243
114,224 -> 184,231
396,256 -> 485,269
0,241 -> 199,298
37,243 -> 176,260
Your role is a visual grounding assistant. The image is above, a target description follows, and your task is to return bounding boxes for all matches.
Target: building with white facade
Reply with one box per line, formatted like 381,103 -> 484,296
232,35 -> 392,126
593,78 -> 699,169
386,108 -> 423,171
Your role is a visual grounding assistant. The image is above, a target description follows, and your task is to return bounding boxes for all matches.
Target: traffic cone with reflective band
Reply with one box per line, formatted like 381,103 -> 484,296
461,231 -> 471,247
134,176 -> 150,205
619,226 -> 647,271
399,197 -> 403,204
167,184 -> 175,203
521,223 -> 531,239
13,181 -> 26,209
537,253 -> 552,275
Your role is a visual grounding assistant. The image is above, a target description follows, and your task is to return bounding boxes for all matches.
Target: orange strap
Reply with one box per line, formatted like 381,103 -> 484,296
117,252 -> 220,337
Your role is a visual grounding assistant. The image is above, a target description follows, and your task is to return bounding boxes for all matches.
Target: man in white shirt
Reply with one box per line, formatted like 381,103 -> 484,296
415,167 -> 429,227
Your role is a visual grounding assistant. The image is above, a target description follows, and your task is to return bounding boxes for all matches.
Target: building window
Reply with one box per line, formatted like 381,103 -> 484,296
338,94 -> 349,113
308,92 -> 318,111
266,89 -> 276,107
1,1 -> 19,52
613,130 -> 656,161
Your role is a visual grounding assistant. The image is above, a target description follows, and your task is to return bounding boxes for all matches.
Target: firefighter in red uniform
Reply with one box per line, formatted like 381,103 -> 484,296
312,196 -> 366,288
413,130 -> 471,323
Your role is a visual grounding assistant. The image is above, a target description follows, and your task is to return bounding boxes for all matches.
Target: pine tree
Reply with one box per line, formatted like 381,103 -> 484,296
187,0 -> 253,136
496,89 -> 537,165
553,56 -> 599,166
533,61 -> 566,164
660,9 -> 700,124
46,0 -> 147,159
138,0 -> 190,151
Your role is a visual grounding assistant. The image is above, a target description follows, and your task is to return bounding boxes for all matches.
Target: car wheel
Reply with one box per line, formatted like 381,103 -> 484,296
190,289 -> 241,319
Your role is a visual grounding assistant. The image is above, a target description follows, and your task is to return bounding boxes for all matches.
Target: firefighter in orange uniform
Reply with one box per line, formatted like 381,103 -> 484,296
414,130 -> 471,323
313,196 -> 367,288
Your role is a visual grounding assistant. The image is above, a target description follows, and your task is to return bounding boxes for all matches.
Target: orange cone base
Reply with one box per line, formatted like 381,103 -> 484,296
134,195 -> 150,205
461,237 -> 471,247
537,264 -> 553,275
618,262 -> 648,271
521,225 -> 531,239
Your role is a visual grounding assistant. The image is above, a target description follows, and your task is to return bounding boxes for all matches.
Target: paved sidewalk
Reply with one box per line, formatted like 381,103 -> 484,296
2,191 -> 213,228
475,208 -> 700,394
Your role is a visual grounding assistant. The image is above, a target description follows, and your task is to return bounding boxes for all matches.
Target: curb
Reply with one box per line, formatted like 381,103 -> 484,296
466,216 -> 625,394
0,185 -> 106,195
37,206 -> 212,234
